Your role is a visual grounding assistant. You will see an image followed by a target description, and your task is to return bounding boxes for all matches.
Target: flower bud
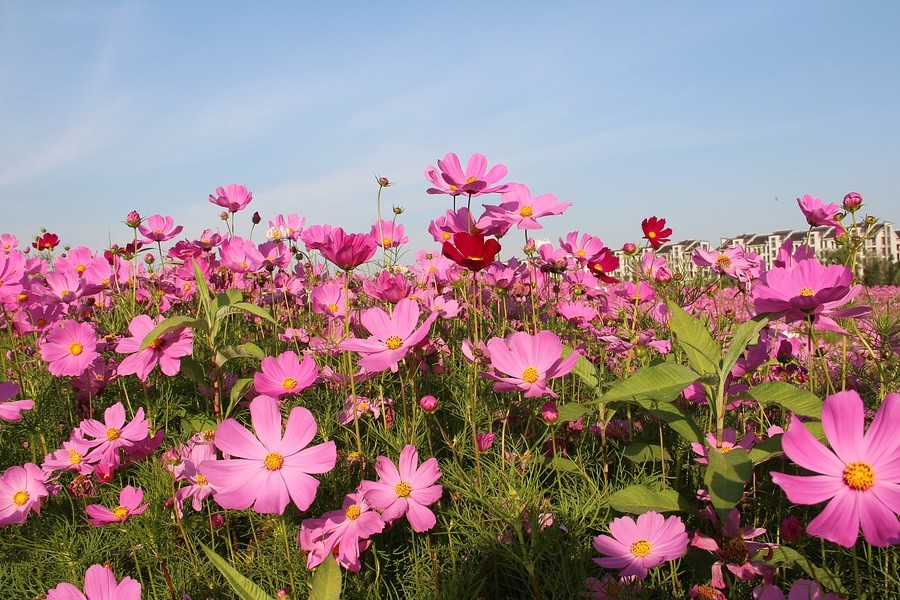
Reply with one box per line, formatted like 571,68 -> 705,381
540,402 -> 559,424
208,513 -> 225,530
252,211 -> 261,225
392,205 -> 404,215
377,176 -> 391,187
864,215 -> 878,225
125,210 -> 142,228
419,395 -> 439,413
144,254 -> 155,264
780,514 -> 804,542
476,432 -> 495,452
622,242 -> 638,255
523,238 -> 537,255
220,211 -> 229,221
842,191 -> 863,212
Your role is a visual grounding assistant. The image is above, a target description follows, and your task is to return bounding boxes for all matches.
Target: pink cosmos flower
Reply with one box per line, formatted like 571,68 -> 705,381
311,280 -> 352,319
481,330 -> 578,398
298,489 -> 385,572
592,511 -> 689,580
42,438 -> 93,477
201,395 -> 337,514
691,507 -> 776,589
219,235 -> 264,273
268,213 -> 305,240
560,231 -> 607,264
0,382 -> 34,422
138,214 -> 183,243
77,402 -> 150,467
690,429 -> 758,465
752,258 -> 871,333
46,564 -> 141,600
425,152 -> 511,197
477,183 -> 572,231
359,444 -> 442,532
318,227 -> 377,271
39,320 -> 100,377
797,194 -> 841,227
0,463 -> 49,526
752,579 -> 843,600
770,390 -> 900,547
370,219 -> 409,249
85,485 -> 149,526
253,350 -> 319,400
115,314 -> 194,381
341,298 -> 437,373
209,183 -> 252,213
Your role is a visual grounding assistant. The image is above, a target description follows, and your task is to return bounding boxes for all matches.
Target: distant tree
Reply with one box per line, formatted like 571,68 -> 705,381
861,256 -> 900,286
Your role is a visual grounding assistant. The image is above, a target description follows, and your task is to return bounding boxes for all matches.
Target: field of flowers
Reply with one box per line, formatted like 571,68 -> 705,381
1,153 -> 898,599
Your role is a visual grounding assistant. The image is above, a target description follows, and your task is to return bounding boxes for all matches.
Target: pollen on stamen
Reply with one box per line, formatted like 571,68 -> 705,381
522,366 -> 540,384
345,504 -> 362,520
395,482 -> 412,497
264,452 -> 285,471
113,506 -> 129,520
106,428 -> 121,441
68,449 -> 83,464
465,176 -> 478,184
69,342 -> 84,356
519,206 -> 534,218
630,539 -> 652,557
843,461 -> 875,491
800,286 -> 815,297
282,377 -> 298,391
385,336 -> 403,350
12,490 -> 29,506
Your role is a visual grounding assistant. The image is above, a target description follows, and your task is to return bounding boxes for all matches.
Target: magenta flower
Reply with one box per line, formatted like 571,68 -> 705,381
46,564 -> 141,600
298,490 -> 385,572
209,183 -> 253,213
341,298 -> 437,373
201,395 -> 337,514
0,382 -> 34,422
370,219 -> 409,249
318,227 -> 377,271
77,402 -> 150,467
478,183 -> 572,231
752,258 -> 870,333
691,507 -> 776,589
0,463 -> 49,526
359,444 -> 442,533
253,350 -> 318,399
115,314 -> 193,381
797,194 -> 841,227
560,231 -> 607,264
771,390 -> 900,547
425,152 -> 511,197
481,330 -> 578,398
592,512 -> 689,580
39,320 -> 100,377
138,214 -> 183,243
85,485 -> 149,526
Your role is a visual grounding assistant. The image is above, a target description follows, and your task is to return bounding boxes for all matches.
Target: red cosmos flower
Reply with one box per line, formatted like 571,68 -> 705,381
32,232 -> 60,251
587,247 -> 620,283
641,217 -> 672,249
441,232 -> 501,272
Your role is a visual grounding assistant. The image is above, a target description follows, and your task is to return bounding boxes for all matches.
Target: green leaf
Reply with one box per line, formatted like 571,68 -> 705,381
741,382 -> 823,418
565,346 -> 601,390
200,543 -> 275,600
767,547 -> 847,594
556,402 -> 590,424
309,553 -> 342,600
178,356 -> 206,384
139,315 -> 198,350
607,484 -> 692,514
226,378 -> 256,419
181,414 -> 218,436
666,300 -> 721,377
600,363 -> 700,405
704,447 -> 753,513
747,435 -> 783,465
192,259 -> 211,308
215,342 -> 266,368
632,399 -> 704,444
233,302 -> 279,326
548,456 -> 580,472
720,315 -> 769,379
623,442 -> 671,463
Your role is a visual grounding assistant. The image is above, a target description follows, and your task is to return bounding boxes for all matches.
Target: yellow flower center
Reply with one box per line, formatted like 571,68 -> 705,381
147,338 -> 163,350
576,249 -> 585,257
465,176 -> 478,184
630,539 -> 652,557
395,482 -> 412,498
357,400 -> 370,412
195,474 -> 208,486
603,582 -> 621,597
36,318 -> 47,327
12,490 -> 29,506
521,366 -> 540,384
327,303 -> 339,313
106,428 -> 121,441
264,452 -> 284,471
68,449 -> 83,464
695,585 -> 719,600
385,336 -> 403,350
76,265 -> 86,273
60,289 -> 71,298
716,254 -> 732,268
843,461 -> 875,491
69,342 -> 84,356
519,206 -> 534,218
441,232 -> 451,241
345,504 -> 362,520
382,237 -> 393,248
448,184 -> 459,192
800,287 -> 815,297
647,231 -> 657,239
113,506 -> 129,520
282,377 -> 298,390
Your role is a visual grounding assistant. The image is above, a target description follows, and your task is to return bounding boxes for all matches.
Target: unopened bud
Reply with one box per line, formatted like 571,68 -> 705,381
842,191 -> 863,212
251,211 -> 261,225
623,242 -> 638,255
125,211 -> 141,228
419,395 -> 438,413
540,402 -> 559,424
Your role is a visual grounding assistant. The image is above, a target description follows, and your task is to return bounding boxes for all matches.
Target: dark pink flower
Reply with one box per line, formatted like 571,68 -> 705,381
318,227 -> 377,271
425,152 -> 510,197
298,490 -> 385,572
797,194 -> 841,227
253,350 -> 318,400
138,214 -> 183,243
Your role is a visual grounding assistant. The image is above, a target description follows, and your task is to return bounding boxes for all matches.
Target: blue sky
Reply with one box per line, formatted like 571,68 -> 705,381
2,1 -> 898,255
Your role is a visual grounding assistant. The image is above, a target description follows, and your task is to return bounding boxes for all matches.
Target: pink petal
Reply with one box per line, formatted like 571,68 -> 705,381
249,395 -> 284,450
821,391 -> 865,464
213,419 -> 265,459
781,416 -> 844,476
805,489 -> 860,548
770,473 -> 843,504
864,393 -> 900,468
405,500 -> 437,532
281,406 -> 318,455
859,490 -> 900,546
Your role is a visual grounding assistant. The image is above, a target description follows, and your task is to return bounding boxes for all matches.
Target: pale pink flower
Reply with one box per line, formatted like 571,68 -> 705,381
77,403 -> 150,467
425,152 -> 510,197
201,395 -> 337,514
370,219 -> 408,249
341,298 -> 437,373
359,444 -> 442,533
0,382 -> 34,422
592,512 -> 689,580
797,194 -> 841,227
39,320 -> 100,377
253,350 -> 318,400
85,485 -> 149,526
298,490 -> 385,572
209,183 -> 252,213
46,564 -> 141,600
115,314 -> 193,381
0,463 -> 49,526
138,214 -> 183,243
481,330 -> 578,398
